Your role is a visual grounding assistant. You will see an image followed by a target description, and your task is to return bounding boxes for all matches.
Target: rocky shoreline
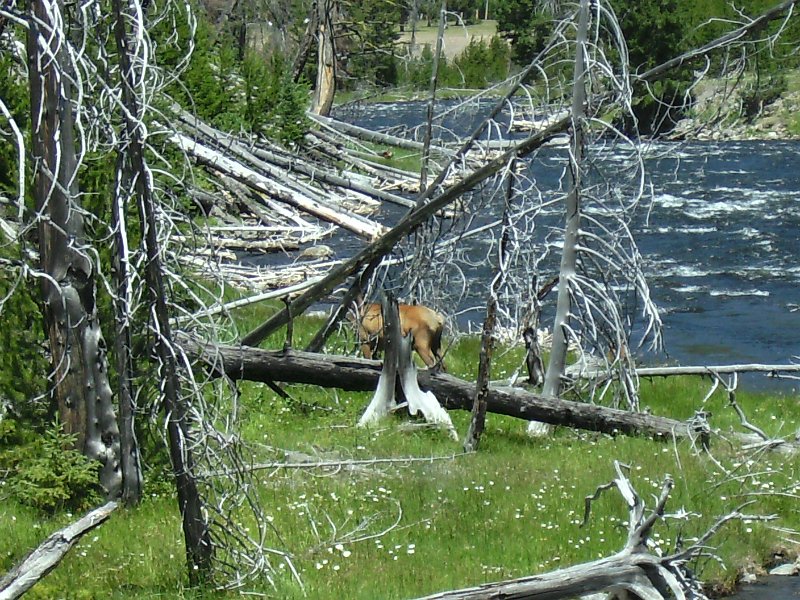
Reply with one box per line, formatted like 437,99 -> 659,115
668,81 -> 800,142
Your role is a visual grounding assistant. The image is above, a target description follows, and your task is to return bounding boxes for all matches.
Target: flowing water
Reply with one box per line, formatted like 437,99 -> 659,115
329,100 -> 800,393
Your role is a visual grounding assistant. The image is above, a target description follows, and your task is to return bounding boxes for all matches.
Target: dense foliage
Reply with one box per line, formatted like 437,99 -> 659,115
399,37 -> 510,90
0,418 -> 102,512
493,0 -> 800,134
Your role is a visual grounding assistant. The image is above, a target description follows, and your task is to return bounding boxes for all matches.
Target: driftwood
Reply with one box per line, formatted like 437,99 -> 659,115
178,110 -> 389,213
308,112 -> 456,157
0,502 -> 118,600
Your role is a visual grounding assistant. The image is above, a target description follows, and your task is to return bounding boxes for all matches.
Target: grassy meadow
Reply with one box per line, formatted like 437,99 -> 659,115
2,302 -> 800,599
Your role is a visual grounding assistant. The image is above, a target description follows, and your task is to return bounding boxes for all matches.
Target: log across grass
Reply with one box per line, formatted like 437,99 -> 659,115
3,308 -> 799,598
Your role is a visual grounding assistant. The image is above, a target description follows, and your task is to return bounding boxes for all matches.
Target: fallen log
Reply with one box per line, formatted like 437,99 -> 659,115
177,336 -> 694,440
409,462 -> 764,600
0,502 -> 118,600
177,336 -> 800,453
170,132 -> 387,241
308,112 -> 456,157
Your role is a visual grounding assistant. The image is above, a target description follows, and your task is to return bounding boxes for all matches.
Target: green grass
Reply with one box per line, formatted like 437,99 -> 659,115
2,303 -> 799,598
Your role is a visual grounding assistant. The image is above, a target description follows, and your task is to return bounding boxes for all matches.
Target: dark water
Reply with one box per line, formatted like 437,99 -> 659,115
327,100 -> 800,393
730,575 -> 800,599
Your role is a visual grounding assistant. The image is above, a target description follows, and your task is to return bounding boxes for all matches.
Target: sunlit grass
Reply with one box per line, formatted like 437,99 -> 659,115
2,303 -> 799,598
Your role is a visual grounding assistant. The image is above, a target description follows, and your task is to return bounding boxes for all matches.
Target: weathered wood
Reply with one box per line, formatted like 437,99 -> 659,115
359,295 -> 401,426
397,332 -> 457,439
171,132 -> 386,240
308,112 -> 456,157
27,0 -> 122,496
240,117 -> 571,347
178,337 -> 693,440
249,145 -> 415,208
0,502 -> 118,600
636,363 -> 800,377
410,553 -> 662,599
172,233 -> 301,253
311,0 -> 336,116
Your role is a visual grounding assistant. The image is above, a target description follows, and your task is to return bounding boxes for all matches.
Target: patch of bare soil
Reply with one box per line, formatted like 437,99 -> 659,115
397,20 -> 498,59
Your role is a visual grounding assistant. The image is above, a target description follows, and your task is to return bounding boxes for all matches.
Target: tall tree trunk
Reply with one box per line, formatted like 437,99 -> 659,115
109,0 -> 145,508
111,156 -> 142,507
311,0 -> 336,116
528,0 -> 590,436
408,0 -> 419,55
26,0 -> 122,497
112,0 -> 212,578
292,0 -> 319,82
419,0 -> 446,192
464,167 -> 513,452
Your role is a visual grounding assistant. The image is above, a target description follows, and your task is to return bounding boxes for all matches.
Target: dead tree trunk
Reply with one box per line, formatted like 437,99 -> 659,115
112,0 -> 212,578
311,0 -> 336,116
179,338 -> 688,440
463,296 -> 496,452
111,0 -> 144,507
464,168 -> 513,451
26,0 -> 121,497
529,0 -> 590,438
178,338 -> 800,452
292,0 -> 318,82
419,0 -> 446,192
359,295 -> 401,426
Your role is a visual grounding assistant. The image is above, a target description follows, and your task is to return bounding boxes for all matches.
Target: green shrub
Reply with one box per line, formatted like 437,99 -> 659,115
0,418 -> 102,513
401,37 -> 510,91
243,52 -> 310,145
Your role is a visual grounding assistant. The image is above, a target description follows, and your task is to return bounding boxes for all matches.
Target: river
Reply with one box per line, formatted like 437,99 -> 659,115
327,100 -> 800,394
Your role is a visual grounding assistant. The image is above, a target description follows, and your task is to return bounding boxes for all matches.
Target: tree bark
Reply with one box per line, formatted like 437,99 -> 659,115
113,0 -> 212,577
179,337 -> 696,440
529,0 -> 590,437
0,502 -> 118,600
311,0 -> 336,116
26,0 -> 121,497
464,296 -> 496,452
111,0 -> 145,508
419,0 -> 447,192
359,295 -> 401,426
292,0 -> 318,82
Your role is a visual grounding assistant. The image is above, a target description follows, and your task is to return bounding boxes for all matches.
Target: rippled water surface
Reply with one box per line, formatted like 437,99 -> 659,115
332,102 -> 800,391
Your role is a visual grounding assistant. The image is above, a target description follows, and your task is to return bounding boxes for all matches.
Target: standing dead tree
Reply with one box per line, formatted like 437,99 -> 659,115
1,0 -> 302,590
25,0 -> 122,497
111,0 -> 212,577
311,0 -> 338,115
